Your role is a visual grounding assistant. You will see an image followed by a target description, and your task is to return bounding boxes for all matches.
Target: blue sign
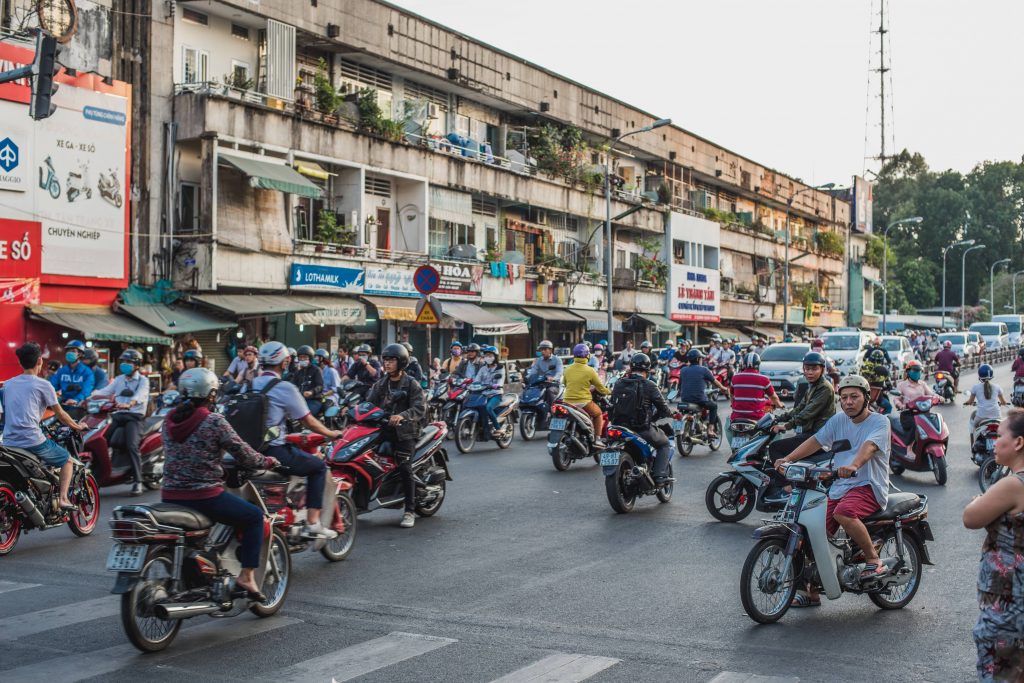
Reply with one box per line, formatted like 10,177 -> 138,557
290,263 -> 364,293
0,137 -> 19,173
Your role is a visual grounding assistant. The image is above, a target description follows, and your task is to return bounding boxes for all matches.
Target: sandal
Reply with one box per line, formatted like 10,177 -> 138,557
860,562 -> 887,580
790,592 -> 821,608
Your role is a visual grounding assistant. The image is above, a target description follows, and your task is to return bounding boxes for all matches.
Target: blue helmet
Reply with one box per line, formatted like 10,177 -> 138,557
686,349 -> 703,363
66,340 -> 86,351
978,363 -> 994,380
481,344 -> 498,355
572,343 -> 589,358
450,341 -> 463,349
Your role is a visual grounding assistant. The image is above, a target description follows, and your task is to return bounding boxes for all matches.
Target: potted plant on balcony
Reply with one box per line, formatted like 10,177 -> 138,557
313,58 -> 341,122
223,71 -> 255,100
315,209 -> 340,252
337,224 -> 358,254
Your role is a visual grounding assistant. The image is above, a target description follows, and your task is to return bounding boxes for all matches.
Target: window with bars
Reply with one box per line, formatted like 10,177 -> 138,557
365,175 -> 392,198
404,80 -> 449,108
339,59 -> 393,91
472,196 -> 497,216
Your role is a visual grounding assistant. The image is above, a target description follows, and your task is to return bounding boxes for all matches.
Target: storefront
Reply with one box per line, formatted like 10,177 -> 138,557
519,306 -> 584,356
480,306 -> 531,359
623,313 -> 681,347
570,309 -> 623,349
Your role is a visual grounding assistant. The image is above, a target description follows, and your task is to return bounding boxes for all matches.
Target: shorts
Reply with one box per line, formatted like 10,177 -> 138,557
26,438 -> 71,467
826,485 -> 880,536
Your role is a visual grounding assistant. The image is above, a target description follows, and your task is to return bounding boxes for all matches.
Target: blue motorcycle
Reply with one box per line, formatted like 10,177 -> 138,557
519,379 -> 563,441
599,418 -> 675,513
455,383 -> 519,453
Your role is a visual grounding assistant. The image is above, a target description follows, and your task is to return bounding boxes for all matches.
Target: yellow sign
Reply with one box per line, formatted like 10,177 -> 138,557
415,300 -> 440,325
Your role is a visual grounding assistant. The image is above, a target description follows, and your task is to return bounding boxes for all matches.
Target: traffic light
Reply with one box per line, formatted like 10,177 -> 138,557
30,32 -> 59,120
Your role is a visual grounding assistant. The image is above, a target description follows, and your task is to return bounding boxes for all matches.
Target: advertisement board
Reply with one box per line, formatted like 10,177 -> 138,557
853,175 -> 873,234
670,266 -> 721,322
667,212 -> 721,323
364,266 -> 418,297
289,263 -> 364,293
433,262 -> 482,301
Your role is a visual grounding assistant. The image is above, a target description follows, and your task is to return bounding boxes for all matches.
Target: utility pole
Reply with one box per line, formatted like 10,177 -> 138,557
876,0 -> 888,168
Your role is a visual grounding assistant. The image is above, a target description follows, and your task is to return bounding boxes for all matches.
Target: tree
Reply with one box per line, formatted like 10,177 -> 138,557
894,258 -> 938,311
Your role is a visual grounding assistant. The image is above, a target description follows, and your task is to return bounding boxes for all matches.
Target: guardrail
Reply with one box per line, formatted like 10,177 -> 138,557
923,346 -> 1017,375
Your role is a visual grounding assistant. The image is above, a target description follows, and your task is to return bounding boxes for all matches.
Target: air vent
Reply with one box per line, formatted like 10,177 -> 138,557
365,175 -> 392,198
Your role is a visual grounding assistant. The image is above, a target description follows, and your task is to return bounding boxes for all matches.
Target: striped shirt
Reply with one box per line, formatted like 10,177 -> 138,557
730,370 -> 775,421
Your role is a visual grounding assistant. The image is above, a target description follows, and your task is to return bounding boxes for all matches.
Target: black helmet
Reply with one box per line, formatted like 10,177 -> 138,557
629,353 -> 652,372
746,352 -> 761,368
81,348 -> 98,365
401,341 -> 414,354
297,345 -> 315,358
314,348 -> 330,359
119,349 -> 143,364
354,344 -> 371,354
1018,347 -> 1024,359
381,343 -> 410,370
686,349 -> 703,363
466,343 -> 481,353
183,349 -> 203,363
802,352 -> 827,368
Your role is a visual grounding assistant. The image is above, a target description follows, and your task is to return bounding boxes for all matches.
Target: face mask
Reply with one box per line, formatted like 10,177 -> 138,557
484,355 -> 496,365
451,348 -> 462,357
297,360 -> 310,369
357,355 -> 368,363
119,363 -> 135,376
908,370 -> 922,381
65,352 -> 78,363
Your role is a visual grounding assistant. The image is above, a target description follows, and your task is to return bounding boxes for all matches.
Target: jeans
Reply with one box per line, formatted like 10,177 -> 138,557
682,397 -> 718,429
26,438 -> 70,467
384,422 -> 418,512
305,399 -> 323,417
264,443 -> 327,510
484,396 -> 501,431
636,426 -> 672,479
167,491 -> 263,568
111,412 -> 143,483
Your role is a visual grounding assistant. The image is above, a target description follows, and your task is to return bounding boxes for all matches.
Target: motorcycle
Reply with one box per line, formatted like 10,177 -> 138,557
599,418 -> 675,513
0,420 -> 99,555
66,161 -> 92,202
1012,378 -> 1024,408
664,358 -> 683,402
428,375 -> 471,438
328,402 -> 451,518
38,155 -> 60,199
675,401 -> 723,456
79,397 -> 167,490
706,413 -> 788,523
519,379 -> 564,441
889,396 -> 950,485
740,454 -> 932,624
707,362 -> 733,401
98,167 -> 123,207
970,416 -> 1001,467
547,395 -> 609,471
108,461 -> 290,652
932,370 -> 956,403
333,380 -> 369,429
455,383 -> 519,453
979,454 -> 1011,493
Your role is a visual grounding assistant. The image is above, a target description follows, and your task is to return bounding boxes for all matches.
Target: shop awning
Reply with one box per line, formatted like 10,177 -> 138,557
31,305 -> 172,345
702,326 -> 750,343
191,294 -> 320,317
481,306 -> 531,336
636,313 -> 682,333
294,296 -> 366,326
293,160 -> 334,181
519,306 -> 584,323
746,326 -> 785,341
118,304 -> 235,335
570,309 -> 623,332
220,153 -> 323,199
362,296 -> 417,322
440,302 -> 528,335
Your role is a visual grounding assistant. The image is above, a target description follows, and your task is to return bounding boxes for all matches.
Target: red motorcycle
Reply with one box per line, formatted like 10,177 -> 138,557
79,397 -> 167,490
327,402 -> 451,518
708,361 -> 733,401
665,358 -> 683,402
889,396 -> 950,485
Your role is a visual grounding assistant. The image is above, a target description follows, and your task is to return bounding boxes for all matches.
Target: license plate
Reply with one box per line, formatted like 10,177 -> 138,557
106,543 -> 146,572
731,436 -> 749,449
549,418 -> 567,431
599,451 -> 620,467
986,438 -> 997,452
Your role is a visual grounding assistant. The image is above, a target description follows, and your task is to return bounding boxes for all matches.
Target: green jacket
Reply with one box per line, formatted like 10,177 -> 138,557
790,377 -> 835,433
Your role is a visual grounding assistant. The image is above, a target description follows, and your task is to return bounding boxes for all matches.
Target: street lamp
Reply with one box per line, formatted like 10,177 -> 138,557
881,216 -> 923,332
1012,270 -> 1024,314
783,182 -> 835,338
961,244 -> 986,327
941,239 -> 974,328
605,117 -> 671,345
990,258 -> 1011,317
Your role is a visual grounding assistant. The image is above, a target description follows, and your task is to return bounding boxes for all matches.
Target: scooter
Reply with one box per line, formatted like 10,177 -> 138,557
599,417 -> 675,513
66,162 -> 92,202
970,416 -> 1001,467
932,371 -> 956,403
454,383 -> 519,453
664,358 -> 683,401
79,397 -> 167,490
675,401 -> 723,456
889,396 -> 950,485
38,156 -> 60,199
547,395 -> 609,471
98,167 -> 123,207
1012,378 -> 1024,408
519,379 -> 563,441
706,413 -> 787,522
708,361 -> 733,401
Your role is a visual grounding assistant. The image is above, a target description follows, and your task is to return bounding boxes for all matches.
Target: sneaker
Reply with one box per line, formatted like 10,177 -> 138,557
303,522 -> 338,539
400,512 -> 415,528
654,476 -> 675,486
593,439 -> 607,449
130,482 -> 144,497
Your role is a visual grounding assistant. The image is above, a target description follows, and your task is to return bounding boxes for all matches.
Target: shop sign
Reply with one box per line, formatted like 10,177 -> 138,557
363,266 -> 418,297
0,218 -> 40,278
0,277 -> 39,304
670,264 -> 720,323
295,304 -> 365,326
289,263 -> 364,293
433,262 -> 482,301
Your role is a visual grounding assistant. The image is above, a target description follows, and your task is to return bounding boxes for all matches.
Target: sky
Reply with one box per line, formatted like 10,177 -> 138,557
391,0 -> 1024,185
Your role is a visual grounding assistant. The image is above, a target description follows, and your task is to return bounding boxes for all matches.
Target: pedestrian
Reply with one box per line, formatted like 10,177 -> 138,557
963,408 -> 1024,682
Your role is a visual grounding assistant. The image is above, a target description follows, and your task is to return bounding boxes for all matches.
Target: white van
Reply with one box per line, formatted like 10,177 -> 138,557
992,315 -> 1024,347
821,330 -> 873,373
969,322 -> 1010,351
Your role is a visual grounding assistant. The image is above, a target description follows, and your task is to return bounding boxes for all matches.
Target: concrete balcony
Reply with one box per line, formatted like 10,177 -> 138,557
717,222 -> 845,277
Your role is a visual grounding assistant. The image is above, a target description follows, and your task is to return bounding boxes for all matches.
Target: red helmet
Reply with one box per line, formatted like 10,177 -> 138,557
811,338 -> 824,349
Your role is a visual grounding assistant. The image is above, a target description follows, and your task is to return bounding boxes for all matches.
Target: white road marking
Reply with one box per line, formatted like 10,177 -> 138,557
275,631 -> 457,682
708,673 -> 800,683
489,653 -> 621,682
0,580 -> 40,594
0,596 -> 119,641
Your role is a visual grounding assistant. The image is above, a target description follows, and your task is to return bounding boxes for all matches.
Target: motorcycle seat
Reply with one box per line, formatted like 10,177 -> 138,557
416,424 -> 442,450
863,492 -> 920,522
681,403 -> 703,413
498,393 -> 518,409
144,503 -> 213,531
142,416 -> 164,436
887,414 -> 914,441
0,446 -> 46,466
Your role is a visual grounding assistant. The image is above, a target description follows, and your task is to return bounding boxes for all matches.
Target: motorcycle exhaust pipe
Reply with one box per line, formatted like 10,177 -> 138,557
154,601 -> 222,620
567,434 -> 588,455
15,491 -> 46,527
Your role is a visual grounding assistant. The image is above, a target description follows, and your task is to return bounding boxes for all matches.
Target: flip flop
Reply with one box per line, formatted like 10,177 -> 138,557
59,502 -> 77,512
790,592 -> 821,608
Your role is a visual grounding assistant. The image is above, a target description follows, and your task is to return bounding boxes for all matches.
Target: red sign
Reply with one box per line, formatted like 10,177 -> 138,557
413,265 -> 440,295
0,277 -> 39,304
0,219 -> 40,279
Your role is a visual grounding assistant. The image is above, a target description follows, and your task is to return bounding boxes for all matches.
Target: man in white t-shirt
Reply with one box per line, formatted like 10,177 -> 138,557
2,343 -> 88,509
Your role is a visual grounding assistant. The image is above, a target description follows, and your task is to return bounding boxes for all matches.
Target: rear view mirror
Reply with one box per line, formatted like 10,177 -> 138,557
263,426 -> 280,443
830,439 -> 852,454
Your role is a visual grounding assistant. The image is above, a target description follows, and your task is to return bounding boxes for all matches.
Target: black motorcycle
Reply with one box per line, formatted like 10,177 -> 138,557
0,419 -> 99,555
547,395 -> 608,471
675,401 -> 724,455
599,417 -> 675,513
519,379 -> 563,441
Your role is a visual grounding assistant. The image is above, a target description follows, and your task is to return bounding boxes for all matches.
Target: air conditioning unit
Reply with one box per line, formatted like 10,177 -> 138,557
583,243 -> 600,260
426,102 -> 440,119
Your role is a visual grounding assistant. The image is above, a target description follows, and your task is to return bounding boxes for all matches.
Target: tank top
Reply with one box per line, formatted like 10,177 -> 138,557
978,472 -> 1024,598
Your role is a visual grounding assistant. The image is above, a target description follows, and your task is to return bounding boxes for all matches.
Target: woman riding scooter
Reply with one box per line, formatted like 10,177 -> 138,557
894,360 -> 938,435
965,364 -> 1008,437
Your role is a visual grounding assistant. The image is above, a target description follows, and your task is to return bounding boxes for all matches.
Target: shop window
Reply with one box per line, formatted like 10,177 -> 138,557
178,183 -> 199,234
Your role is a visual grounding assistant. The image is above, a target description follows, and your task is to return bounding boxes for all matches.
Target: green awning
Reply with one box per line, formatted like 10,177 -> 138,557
191,294 -> 321,317
220,153 -> 323,199
31,306 -> 172,345
636,313 -> 682,333
118,304 -> 235,335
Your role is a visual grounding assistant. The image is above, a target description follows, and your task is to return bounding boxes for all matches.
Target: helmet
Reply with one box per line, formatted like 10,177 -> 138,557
538,340 -> 553,351
315,348 -> 330,360
686,349 -> 703,363
802,352 -> 827,368
296,345 -> 315,358
354,344 -> 371,354
258,341 -> 289,366
746,353 -> 761,369
599,339 -> 608,346
572,343 -> 589,358
287,346 -> 297,358
450,341 -> 463,349
177,368 -> 219,400
905,359 -> 923,374
183,349 -> 203,363
1018,347 -> 1024,359
119,349 -> 143,364
584,340 -> 593,351
837,374 -> 871,397
943,340 -> 952,349
381,343 -> 410,370
629,353 -> 652,371
81,348 -> 98,365
979,363 -> 994,380
665,340 -> 675,347
811,338 -> 824,349
481,344 -> 498,355
401,342 -> 414,354
243,345 -> 258,355
594,343 -> 605,351
640,340 -> 651,349
710,333 -> 722,342
466,343 -> 481,353
66,340 -> 86,351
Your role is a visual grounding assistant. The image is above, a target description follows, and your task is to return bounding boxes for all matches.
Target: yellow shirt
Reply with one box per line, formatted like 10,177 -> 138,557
563,358 -> 610,403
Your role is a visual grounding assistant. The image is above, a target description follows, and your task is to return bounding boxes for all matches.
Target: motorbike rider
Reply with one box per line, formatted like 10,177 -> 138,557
3,342 -> 88,510
89,349 -> 151,496
402,342 -> 425,383
593,342 -> 609,379
658,340 -> 676,363
254,341 -> 341,539
335,346 -> 352,378
707,337 -> 724,364
776,374 -> 893,600
527,340 -> 564,406
280,347 -> 296,382
965,363 -> 1008,437
440,341 -> 463,376
233,346 -> 260,388
474,345 -> 507,438
289,345 -> 325,417
894,360 -> 938,434
861,337 -> 894,413
316,349 -> 340,403
223,346 -> 247,381
365,343 -> 426,529
614,340 -> 635,372
563,343 -> 612,447
933,339 -> 961,393
1013,347 -> 1024,381
454,342 -> 485,381
678,349 -> 729,439
50,340 -> 94,417
608,353 -> 674,485
729,353 -> 782,424
161,368 -> 279,600
342,344 -> 381,385
81,348 -> 108,391
638,341 -> 658,368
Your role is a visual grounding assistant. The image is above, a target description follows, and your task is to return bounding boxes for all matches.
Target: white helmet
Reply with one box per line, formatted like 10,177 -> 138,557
177,368 -> 218,400
259,341 -> 288,366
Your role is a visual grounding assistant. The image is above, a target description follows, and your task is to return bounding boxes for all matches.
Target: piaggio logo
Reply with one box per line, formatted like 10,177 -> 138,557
0,138 -> 18,173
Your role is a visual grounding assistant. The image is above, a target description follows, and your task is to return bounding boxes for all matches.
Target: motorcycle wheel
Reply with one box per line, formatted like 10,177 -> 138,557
979,455 -> 1008,493
143,448 -> 163,490
869,534 -> 923,610
67,472 -> 100,537
121,550 -> 181,652
495,420 -> 514,449
250,530 -> 291,617
48,179 -> 60,199
709,418 -> 724,452
740,538 -> 798,624
320,492 -> 357,562
415,479 -> 446,517
890,464 -> 905,475
676,422 -> 693,457
933,456 -> 948,486
551,433 -> 573,471
519,412 -> 536,441
605,453 -> 637,514
656,463 -> 674,503
455,417 -> 477,454
0,479 -> 22,555
705,474 -> 756,522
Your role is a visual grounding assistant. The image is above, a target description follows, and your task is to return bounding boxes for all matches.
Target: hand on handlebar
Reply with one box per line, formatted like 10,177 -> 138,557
74,421 -> 88,431
262,456 -> 280,469
836,465 -> 858,478
387,415 -> 404,426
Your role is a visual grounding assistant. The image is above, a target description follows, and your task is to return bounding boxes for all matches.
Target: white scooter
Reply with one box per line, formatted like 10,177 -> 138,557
739,439 -> 933,624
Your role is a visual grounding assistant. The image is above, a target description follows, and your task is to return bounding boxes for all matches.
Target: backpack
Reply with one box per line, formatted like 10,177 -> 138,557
223,378 -> 280,450
609,377 -> 648,429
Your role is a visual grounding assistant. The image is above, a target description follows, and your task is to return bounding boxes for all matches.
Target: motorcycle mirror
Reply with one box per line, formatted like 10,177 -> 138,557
830,439 -> 853,454
263,426 -> 281,442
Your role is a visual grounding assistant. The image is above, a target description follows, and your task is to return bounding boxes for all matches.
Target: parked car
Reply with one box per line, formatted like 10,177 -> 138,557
758,343 -> 810,400
969,322 -> 1008,352
992,315 -> 1024,347
880,335 -> 915,374
938,332 -> 979,360
821,330 -> 873,374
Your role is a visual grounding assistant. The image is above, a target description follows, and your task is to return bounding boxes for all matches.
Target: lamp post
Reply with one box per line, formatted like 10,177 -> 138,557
941,239 -> 974,329
881,216 -> 923,332
961,244 -> 986,327
605,117 -> 671,347
783,182 -> 835,338
1013,270 -> 1024,314
990,258 -> 1011,318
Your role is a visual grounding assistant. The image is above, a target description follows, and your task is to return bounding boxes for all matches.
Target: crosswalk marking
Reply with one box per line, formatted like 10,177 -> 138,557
490,653 -> 621,682
0,596 -> 119,641
0,580 -> 40,594
275,631 -> 457,682
708,673 -> 800,683
0,615 -> 300,683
